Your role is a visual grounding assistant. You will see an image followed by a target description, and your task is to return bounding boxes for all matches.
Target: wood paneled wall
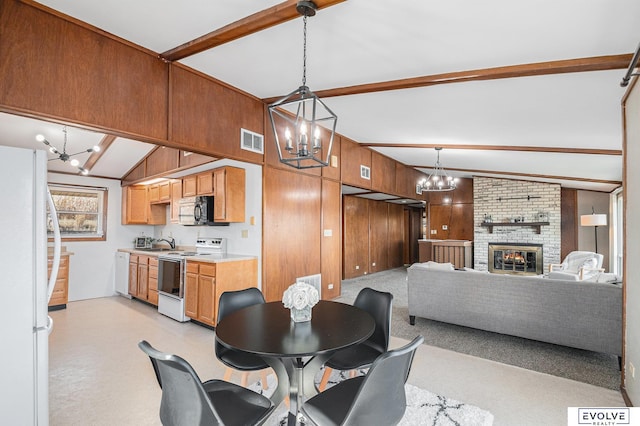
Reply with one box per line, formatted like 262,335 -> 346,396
169,65 -> 264,163
343,196 -> 370,279
369,201 -> 389,273
262,166 -> 321,302
427,178 -> 474,240
0,0 -> 168,140
0,1 -> 435,301
321,179 -> 342,299
388,204 -> 405,268
341,138 -> 372,188
343,196 -> 407,279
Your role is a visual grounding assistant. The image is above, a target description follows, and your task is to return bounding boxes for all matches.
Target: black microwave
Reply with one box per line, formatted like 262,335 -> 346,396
178,196 -> 229,226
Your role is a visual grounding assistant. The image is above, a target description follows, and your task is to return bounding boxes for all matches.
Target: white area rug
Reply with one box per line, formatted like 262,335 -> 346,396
248,370 -> 494,426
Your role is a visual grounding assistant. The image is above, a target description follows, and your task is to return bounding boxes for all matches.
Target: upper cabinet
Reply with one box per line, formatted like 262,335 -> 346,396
214,166 -> 245,223
122,186 -> 166,225
121,167 -> 245,225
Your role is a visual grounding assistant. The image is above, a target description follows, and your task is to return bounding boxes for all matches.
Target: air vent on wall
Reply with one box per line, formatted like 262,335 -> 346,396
241,128 -> 264,154
360,165 -> 371,180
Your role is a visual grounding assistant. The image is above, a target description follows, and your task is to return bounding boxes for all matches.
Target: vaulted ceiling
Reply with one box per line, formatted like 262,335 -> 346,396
2,0 -> 639,192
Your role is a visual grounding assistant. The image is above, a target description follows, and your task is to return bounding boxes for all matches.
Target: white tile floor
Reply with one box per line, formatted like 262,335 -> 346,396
49,296 -> 625,426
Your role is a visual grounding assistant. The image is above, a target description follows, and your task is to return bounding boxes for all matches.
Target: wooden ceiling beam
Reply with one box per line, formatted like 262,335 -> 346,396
362,143 -> 622,156
161,0 -> 346,62
263,54 -> 632,103
83,134 -> 116,172
409,165 -> 621,186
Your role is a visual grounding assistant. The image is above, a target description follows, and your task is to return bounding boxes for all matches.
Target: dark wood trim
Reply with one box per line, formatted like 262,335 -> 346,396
83,134 -> 116,171
161,0 -> 346,61
363,143 -> 621,156
263,54 -> 633,102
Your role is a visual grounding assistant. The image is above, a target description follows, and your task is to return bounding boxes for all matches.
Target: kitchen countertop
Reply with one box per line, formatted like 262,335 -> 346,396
118,248 -> 257,264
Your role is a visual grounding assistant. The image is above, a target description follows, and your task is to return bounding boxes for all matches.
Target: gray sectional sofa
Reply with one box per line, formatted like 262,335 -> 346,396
407,264 -> 622,357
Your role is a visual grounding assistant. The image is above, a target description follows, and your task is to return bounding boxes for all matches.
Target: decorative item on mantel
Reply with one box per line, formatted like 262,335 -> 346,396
282,281 -> 320,323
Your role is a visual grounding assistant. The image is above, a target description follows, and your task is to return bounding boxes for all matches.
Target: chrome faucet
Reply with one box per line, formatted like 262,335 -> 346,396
157,237 -> 176,250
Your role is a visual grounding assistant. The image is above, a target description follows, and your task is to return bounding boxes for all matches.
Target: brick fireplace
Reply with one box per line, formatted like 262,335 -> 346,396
473,177 -> 561,271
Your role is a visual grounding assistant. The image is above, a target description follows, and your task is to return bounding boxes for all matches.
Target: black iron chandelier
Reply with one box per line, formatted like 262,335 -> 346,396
268,1 -> 337,169
418,147 -> 458,192
36,125 -> 99,175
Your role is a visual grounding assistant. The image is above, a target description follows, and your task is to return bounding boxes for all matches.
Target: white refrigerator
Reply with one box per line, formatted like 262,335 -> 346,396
0,145 -> 60,425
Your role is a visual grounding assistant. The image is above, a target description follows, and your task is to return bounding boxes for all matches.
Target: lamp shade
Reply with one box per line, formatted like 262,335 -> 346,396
580,214 -> 607,227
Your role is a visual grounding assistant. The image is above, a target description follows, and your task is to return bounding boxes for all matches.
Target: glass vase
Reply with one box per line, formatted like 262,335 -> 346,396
290,305 -> 312,323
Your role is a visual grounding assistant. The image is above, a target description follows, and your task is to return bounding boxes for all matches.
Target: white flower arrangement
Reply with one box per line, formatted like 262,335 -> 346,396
282,281 -> 320,311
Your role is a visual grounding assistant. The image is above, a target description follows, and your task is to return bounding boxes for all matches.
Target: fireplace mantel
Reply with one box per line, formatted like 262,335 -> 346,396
480,221 -> 550,234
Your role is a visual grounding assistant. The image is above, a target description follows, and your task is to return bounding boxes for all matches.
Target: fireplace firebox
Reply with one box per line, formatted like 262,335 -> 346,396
488,243 -> 543,275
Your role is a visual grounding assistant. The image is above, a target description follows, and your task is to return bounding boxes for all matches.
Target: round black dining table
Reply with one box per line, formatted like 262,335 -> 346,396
215,300 -> 375,426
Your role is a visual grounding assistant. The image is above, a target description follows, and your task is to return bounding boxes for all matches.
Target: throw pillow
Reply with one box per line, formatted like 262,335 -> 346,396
463,267 -> 487,273
425,261 -> 455,271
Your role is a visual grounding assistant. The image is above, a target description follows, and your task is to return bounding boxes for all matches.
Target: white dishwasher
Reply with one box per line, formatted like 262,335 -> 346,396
115,251 -> 131,298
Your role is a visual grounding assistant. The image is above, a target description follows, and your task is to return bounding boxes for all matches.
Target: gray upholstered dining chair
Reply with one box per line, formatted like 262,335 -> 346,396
216,288 -> 270,388
138,340 -> 275,426
302,336 -> 424,426
318,287 -> 393,391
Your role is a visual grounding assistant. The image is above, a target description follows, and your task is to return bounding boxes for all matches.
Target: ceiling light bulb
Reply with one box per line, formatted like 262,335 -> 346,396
36,134 -> 46,142
70,159 -> 79,167
92,145 -> 100,152
49,147 -> 57,154
300,122 -> 307,135
79,167 -> 89,175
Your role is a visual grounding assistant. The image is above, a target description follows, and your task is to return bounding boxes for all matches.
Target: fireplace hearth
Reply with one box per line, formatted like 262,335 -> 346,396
488,243 -> 543,275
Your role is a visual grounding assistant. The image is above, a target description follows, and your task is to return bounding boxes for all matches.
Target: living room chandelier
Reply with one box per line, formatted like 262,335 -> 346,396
267,1 -> 337,169
36,125 -> 99,175
418,147 -> 458,192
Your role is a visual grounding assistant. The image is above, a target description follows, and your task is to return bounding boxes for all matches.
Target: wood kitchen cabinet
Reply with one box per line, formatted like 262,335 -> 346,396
170,179 -> 182,223
182,175 -> 197,197
148,181 -> 171,204
182,172 -> 214,197
184,258 -> 258,327
48,253 -> 69,310
197,171 -> 215,195
122,186 -> 166,225
129,254 -> 158,305
185,262 -> 216,326
213,166 -> 245,222
148,257 -> 159,306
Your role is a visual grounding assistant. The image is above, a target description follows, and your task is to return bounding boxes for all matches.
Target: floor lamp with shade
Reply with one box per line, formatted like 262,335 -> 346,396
580,208 -> 607,253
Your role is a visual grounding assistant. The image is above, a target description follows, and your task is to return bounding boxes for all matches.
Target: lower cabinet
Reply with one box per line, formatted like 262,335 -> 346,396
129,254 -> 158,305
185,262 -> 216,326
48,253 -> 70,310
184,258 -> 258,327
148,257 -> 159,306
